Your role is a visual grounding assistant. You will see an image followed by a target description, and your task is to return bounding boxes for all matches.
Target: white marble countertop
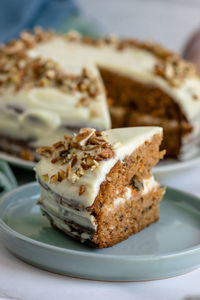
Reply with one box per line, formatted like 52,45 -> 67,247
0,163 -> 200,300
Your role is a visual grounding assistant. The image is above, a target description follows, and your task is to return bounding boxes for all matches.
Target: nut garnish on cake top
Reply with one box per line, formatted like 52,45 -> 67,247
1,28 -> 196,91
0,39 -> 102,103
37,128 -> 115,194
154,56 -> 196,87
66,31 -> 197,88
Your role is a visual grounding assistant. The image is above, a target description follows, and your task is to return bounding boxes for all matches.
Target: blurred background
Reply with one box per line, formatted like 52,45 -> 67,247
1,0 -> 200,54
77,0 -> 200,53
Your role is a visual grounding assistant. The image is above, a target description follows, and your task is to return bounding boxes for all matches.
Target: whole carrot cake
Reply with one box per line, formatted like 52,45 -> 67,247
0,28 -> 199,160
35,127 -> 165,248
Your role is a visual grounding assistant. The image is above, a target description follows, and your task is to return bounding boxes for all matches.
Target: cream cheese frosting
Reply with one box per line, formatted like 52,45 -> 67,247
142,176 -> 159,195
0,85 -> 110,147
35,127 -> 162,207
28,34 -> 200,123
112,175 -> 158,207
0,30 -> 199,155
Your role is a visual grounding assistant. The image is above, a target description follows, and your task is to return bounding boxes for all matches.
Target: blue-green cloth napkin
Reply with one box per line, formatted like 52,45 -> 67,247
0,0 -> 101,42
0,161 -> 17,197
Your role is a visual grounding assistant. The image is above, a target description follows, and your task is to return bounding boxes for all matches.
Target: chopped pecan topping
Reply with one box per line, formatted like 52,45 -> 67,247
50,174 -> 58,184
65,31 -> 180,62
71,155 -> 78,167
154,56 -> 196,87
38,128 -> 115,192
96,148 -> 115,160
42,174 -> 49,182
59,149 -> 69,158
65,164 -> 71,177
36,146 -> 53,157
79,185 -> 86,196
57,169 -> 66,182
0,30 -> 102,104
53,141 -> 65,149
65,31 -> 198,85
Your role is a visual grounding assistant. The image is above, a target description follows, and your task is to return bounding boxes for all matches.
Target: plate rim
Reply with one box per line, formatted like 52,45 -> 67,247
0,152 -> 35,169
153,155 -> 200,174
0,181 -> 200,261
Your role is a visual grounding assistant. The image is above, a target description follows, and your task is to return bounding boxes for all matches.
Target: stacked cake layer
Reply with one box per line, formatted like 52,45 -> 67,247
35,127 -> 165,248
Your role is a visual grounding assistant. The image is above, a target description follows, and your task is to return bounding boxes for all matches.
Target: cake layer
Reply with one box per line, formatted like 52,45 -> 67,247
39,175 -> 158,231
95,184 -> 164,248
39,175 -> 162,247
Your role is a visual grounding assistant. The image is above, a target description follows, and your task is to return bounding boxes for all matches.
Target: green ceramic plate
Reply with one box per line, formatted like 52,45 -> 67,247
0,182 -> 200,281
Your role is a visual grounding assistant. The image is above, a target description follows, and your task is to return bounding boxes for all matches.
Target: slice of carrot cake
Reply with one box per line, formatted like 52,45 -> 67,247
35,127 -> 165,248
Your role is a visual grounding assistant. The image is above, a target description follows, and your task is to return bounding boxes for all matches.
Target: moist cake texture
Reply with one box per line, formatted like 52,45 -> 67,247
1,28 -> 200,160
35,127 -> 165,248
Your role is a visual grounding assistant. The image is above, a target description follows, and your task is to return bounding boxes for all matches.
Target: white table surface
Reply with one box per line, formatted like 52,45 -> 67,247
0,164 -> 200,300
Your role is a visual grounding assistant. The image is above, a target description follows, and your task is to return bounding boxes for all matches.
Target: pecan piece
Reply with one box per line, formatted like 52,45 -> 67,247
79,185 -> 86,196
42,174 -> 49,182
96,148 -> 115,160
53,141 -> 64,149
50,174 -> 58,184
57,169 -> 66,182
71,155 -> 78,167
36,146 -> 52,157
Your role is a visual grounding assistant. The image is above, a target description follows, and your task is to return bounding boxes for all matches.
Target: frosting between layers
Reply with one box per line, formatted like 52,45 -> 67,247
41,209 -> 93,242
40,187 -> 97,230
142,176 -> 159,195
35,127 -> 162,207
